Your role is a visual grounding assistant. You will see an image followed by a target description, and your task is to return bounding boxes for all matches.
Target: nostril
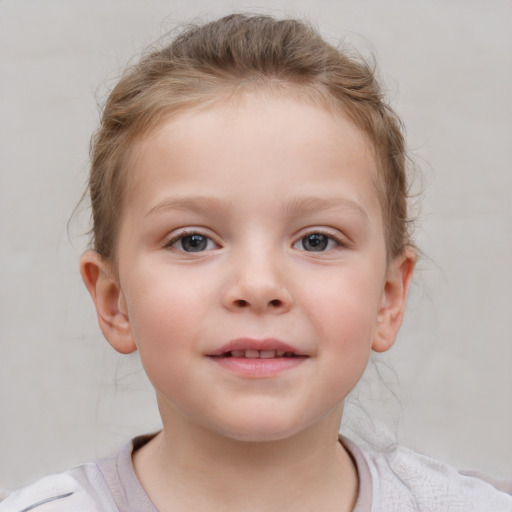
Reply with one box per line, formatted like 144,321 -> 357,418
235,299 -> 249,307
269,299 -> 282,307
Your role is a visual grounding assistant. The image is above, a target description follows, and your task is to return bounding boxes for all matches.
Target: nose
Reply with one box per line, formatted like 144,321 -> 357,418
220,252 -> 293,314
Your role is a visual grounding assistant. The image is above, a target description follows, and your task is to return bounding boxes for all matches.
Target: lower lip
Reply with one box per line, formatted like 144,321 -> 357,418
208,356 -> 307,378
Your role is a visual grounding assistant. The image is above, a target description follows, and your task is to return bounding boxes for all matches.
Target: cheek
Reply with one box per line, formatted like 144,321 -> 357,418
124,282 -> 200,400
120,264 -> 225,390
303,269 -> 382,330
297,266 -> 384,382
125,262 -> 215,323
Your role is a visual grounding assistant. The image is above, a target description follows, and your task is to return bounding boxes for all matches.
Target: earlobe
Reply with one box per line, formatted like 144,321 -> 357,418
80,250 -> 137,354
372,249 -> 416,353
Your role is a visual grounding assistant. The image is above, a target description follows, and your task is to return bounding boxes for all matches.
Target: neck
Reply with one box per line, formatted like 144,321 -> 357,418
133,404 -> 358,512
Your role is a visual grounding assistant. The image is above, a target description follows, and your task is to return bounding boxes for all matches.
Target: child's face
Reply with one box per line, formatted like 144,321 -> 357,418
82,93 -> 413,442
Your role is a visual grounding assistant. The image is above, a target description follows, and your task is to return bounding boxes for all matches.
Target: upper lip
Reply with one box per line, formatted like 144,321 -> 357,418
207,338 -> 306,357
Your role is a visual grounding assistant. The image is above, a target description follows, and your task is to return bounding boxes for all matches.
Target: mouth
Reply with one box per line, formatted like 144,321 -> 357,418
206,339 -> 308,377
216,349 -> 300,359
207,338 -> 307,359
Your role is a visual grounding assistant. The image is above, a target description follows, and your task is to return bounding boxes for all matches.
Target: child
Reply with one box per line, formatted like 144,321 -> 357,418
2,13 -> 511,512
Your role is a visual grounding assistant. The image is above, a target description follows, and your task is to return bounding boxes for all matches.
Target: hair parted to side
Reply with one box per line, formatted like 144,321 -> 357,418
88,13 -> 413,263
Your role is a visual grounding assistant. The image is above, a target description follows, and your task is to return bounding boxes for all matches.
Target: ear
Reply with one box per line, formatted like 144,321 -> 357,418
372,249 -> 416,353
80,250 -> 137,354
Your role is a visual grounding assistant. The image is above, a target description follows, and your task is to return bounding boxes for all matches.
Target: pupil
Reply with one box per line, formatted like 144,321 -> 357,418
303,234 -> 328,251
182,235 -> 207,252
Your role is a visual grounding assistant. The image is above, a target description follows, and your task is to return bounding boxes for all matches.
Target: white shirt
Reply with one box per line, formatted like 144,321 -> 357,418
2,434 -> 511,512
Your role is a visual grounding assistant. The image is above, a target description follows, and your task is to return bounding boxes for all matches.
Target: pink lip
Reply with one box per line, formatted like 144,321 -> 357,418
207,338 -> 308,378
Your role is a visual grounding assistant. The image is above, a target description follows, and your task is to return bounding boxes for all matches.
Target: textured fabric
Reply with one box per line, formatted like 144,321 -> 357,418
96,434 -> 159,512
357,440 -> 512,511
2,435 -> 512,512
0,464 -> 118,512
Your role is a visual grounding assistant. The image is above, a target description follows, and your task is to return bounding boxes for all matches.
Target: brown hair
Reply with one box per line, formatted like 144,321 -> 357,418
88,13 -> 412,262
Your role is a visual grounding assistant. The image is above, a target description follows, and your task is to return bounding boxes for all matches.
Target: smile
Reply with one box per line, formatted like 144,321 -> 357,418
207,339 -> 308,377
216,350 -> 299,359
208,338 -> 307,358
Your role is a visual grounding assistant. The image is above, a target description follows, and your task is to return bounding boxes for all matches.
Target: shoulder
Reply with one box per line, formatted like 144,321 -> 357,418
355,440 -> 512,511
0,464 -> 118,512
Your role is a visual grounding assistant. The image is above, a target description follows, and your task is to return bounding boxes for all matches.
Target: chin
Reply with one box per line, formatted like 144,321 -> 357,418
226,430 -> 293,443
211,416 -> 309,444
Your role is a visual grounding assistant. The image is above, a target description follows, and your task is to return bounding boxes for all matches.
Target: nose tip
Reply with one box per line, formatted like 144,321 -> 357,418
220,247 -> 294,314
221,271 -> 293,314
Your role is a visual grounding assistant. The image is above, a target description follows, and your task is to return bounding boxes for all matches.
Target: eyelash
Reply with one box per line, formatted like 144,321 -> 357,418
163,228 -> 347,254
293,230 -> 346,253
164,230 -> 219,253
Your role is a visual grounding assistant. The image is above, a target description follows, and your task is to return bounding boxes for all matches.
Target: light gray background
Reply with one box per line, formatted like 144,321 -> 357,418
1,0 -> 511,490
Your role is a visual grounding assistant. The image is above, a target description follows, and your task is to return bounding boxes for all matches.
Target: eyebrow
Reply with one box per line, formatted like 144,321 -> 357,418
144,194 -> 369,224
283,195 -> 370,225
145,196 -> 233,217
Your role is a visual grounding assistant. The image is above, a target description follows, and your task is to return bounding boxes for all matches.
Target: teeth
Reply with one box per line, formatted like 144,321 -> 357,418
227,350 -> 294,358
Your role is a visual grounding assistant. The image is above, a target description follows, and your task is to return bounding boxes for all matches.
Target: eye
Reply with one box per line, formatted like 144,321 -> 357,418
294,233 -> 339,252
168,233 -> 218,253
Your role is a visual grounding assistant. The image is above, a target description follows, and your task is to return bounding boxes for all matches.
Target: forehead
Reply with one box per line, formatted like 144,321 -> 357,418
122,93 -> 381,221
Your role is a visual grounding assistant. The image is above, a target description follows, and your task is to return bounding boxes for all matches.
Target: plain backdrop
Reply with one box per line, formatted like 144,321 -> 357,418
1,0 -> 511,490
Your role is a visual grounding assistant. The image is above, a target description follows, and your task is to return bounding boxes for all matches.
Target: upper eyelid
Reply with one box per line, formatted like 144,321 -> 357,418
293,227 -> 346,244
163,227 -> 220,247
